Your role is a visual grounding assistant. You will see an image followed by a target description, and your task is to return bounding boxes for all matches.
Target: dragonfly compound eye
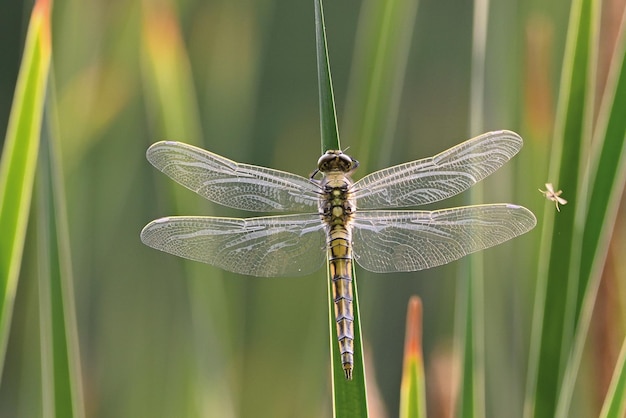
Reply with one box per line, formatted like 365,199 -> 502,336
316,150 -> 357,174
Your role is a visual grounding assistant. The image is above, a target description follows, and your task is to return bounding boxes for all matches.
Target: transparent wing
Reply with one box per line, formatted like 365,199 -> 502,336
141,214 -> 327,277
146,141 -> 320,212
352,204 -> 536,272
353,130 -> 523,209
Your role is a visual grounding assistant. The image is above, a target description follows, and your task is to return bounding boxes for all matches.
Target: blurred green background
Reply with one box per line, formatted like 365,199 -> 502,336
1,0 -> 625,417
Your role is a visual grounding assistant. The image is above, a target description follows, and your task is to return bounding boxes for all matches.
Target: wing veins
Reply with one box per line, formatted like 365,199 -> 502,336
141,214 -> 327,277
351,204 -> 536,272
352,130 -> 523,208
146,141 -> 320,212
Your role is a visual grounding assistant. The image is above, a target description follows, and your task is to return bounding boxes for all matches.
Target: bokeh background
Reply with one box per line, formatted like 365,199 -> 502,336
1,0 -> 625,417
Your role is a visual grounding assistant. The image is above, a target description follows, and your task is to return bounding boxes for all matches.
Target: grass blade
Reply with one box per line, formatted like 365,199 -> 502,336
315,0 -> 368,416
458,278 -> 480,418
315,0 -> 340,152
399,296 -> 427,418
0,0 -> 52,379
575,3 -> 626,330
555,5 -> 626,415
598,335 -> 626,418
37,91 -> 85,418
525,0 -> 597,415
328,267 -> 368,417
458,1 -> 490,416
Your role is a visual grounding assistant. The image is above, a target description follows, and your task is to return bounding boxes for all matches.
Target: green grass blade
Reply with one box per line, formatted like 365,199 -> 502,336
0,0 -> 52,379
555,6 -> 626,415
315,0 -> 340,152
525,0 -> 597,416
575,4 -> 626,327
328,266 -> 368,417
37,91 -> 85,418
458,1 -> 490,416
526,0 -> 597,417
399,296 -> 427,418
315,1 -> 368,415
342,0 -> 418,168
458,279 -> 479,418
599,336 -> 626,418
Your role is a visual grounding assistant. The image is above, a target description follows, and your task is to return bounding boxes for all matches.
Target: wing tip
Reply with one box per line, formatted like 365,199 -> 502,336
504,203 -> 538,230
488,129 -> 523,146
146,140 -> 180,158
140,217 -> 171,242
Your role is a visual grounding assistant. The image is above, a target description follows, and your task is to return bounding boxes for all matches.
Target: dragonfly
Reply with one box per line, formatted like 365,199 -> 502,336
140,130 -> 537,380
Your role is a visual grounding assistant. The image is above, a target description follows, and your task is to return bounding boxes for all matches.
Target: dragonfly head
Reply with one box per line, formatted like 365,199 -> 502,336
317,150 -> 359,174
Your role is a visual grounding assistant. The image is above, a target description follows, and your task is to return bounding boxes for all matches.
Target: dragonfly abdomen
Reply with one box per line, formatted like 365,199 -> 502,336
327,224 -> 355,380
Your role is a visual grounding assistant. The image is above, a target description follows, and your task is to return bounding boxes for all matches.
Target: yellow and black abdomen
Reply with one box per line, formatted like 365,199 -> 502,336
321,173 -> 356,380
327,222 -> 355,380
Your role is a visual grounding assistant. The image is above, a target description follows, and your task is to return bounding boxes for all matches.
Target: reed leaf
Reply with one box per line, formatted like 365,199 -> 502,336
555,5 -> 626,415
599,335 -> 626,418
315,0 -> 368,416
399,296 -> 427,418
525,0 -> 597,415
37,90 -> 85,418
0,0 -> 52,379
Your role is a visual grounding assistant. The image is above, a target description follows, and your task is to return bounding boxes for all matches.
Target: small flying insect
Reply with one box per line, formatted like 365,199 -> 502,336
539,183 -> 567,211
141,130 -> 537,379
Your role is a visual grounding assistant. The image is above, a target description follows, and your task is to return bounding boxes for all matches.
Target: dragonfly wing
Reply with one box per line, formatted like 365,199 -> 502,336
351,204 -> 536,272
141,214 -> 327,277
146,141 -> 320,212
353,130 -> 523,208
